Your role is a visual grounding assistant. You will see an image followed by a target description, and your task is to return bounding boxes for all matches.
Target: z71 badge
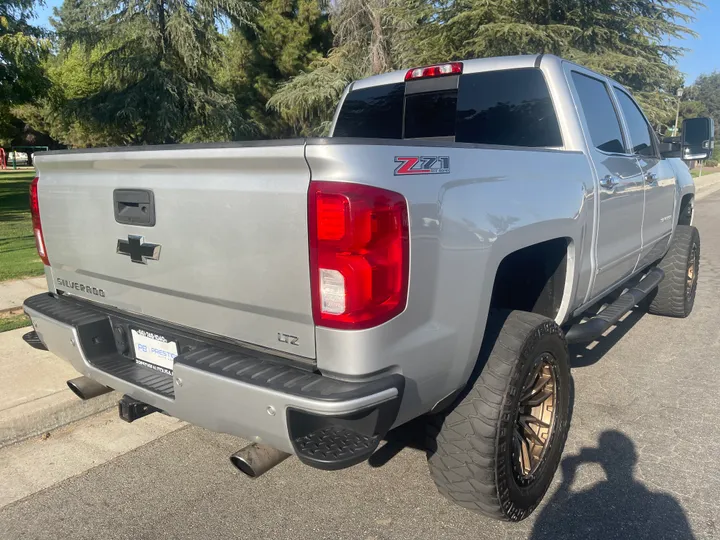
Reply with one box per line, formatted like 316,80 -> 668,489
394,156 -> 450,176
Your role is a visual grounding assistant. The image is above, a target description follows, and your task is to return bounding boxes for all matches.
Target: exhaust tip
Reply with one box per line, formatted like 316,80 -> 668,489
66,379 -> 85,399
66,376 -> 112,400
230,454 -> 258,478
230,443 -> 290,479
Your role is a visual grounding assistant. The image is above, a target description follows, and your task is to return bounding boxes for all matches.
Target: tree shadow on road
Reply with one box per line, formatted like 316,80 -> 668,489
530,430 -> 695,540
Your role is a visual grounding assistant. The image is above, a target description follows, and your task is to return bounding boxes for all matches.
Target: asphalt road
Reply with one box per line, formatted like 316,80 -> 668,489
2,191 -> 720,540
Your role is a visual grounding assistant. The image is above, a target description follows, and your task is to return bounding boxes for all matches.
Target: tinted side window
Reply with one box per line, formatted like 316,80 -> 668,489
614,89 -> 655,157
571,72 -> 625,154
455,69 -> 562,147
333,83 -> 404,139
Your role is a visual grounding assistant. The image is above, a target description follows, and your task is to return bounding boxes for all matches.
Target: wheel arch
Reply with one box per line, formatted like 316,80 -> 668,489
458,234 -> 578,407
678,193 -> 694,226
488,237 -> 574,322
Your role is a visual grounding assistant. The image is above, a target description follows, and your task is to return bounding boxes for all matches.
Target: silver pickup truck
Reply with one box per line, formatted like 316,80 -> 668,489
23,54 -> 713,521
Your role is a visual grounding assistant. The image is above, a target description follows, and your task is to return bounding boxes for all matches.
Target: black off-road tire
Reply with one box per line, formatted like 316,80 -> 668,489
647,225 -> 700,318
426,310 -> 571,521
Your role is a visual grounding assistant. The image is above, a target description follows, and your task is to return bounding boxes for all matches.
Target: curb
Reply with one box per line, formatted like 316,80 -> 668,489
0,390 -> 120,449
696,178 -> 720,201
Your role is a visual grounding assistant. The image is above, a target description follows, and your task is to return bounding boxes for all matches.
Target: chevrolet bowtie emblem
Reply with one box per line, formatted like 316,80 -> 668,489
117,235 -> 161,264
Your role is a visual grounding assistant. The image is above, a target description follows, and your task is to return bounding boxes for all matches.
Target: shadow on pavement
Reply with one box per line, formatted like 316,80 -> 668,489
368,418 -> 426,468
530,430 -> 695,540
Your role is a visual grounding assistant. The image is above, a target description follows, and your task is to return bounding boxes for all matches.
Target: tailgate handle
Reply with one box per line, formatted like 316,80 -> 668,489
113,189 -> 156,226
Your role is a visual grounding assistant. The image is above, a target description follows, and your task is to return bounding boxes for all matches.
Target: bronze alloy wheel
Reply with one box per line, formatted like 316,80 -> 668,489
687,244 -> 699,303
427,310 -> 571,520
513,353 -> 558,484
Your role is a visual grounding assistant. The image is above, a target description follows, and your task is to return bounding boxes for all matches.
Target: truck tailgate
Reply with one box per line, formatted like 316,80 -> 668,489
35,142 -> 316,359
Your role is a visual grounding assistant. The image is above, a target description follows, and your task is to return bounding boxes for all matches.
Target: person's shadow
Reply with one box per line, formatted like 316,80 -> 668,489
530,431 -> 695,540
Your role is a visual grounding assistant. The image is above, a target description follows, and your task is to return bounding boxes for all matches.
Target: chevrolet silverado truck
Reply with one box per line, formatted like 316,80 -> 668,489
22,54 -> 713,521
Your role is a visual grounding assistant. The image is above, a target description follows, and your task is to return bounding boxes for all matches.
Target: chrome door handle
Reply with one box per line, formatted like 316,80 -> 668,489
599,175 -> 620,189
645,172 -> 658,184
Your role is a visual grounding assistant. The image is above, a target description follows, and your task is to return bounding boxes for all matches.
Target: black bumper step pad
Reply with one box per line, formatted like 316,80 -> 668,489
178,347 -> 403,403
91,355 -> 175,398
294,426 -> 380,468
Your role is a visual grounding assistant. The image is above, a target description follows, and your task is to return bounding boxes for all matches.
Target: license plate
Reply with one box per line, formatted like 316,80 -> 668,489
131,328 -> 178,375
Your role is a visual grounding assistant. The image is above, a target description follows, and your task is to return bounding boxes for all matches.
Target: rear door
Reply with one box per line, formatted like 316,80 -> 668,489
612,87 -> 676,267
36,142 -> 316,359
567,68 -> 645,300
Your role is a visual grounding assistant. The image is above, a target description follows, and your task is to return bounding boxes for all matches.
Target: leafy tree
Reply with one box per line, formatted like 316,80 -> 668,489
52,0 -> 257,144
217,0 -> 331,138
393,0 -> 703,126
691,71 -> 720,135
0,0 -> 49,145
13,44 -> 130,147
0,0 -> 48,102
269,0 -> 397,133
662,99 -> 707,136
272,0 -> 704,130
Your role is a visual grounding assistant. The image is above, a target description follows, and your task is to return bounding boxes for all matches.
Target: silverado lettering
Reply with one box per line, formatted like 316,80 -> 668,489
56,278 -> 106,298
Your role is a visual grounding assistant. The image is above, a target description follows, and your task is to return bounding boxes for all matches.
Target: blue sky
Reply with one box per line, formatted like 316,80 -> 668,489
31,0 -> 720,85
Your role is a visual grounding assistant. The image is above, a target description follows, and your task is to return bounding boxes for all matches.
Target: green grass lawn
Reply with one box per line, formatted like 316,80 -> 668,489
0,170 -> 45,281
691,167 -> 720,178
0,313 -> 31,333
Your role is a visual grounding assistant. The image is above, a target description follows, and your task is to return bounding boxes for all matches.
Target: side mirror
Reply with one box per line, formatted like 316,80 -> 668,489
681,117 -> 715,160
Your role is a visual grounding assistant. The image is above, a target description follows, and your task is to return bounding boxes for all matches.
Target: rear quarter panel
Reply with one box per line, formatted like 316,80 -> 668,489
305,140 -> 594,424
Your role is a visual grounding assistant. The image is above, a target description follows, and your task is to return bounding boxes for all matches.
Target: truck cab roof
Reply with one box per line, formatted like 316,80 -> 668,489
348,53 -> 629,96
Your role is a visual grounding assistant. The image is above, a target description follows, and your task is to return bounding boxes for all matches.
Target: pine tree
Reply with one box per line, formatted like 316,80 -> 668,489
0,0 -> 49,145
271,0 -> 704,130
268,0 -> 398,133
53,0 -> 257,144
392,0 -> 704,125
691,72 -> 720,135
217,0 -> 331,138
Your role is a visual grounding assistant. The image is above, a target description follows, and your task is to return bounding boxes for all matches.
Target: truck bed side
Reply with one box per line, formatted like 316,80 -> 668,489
305,139 -> 594,423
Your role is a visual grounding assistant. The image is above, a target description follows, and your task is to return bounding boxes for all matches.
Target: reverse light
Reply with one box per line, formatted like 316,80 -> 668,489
309,181 -> 409,330
405,62 -> 463,81
29,177 -> 50,266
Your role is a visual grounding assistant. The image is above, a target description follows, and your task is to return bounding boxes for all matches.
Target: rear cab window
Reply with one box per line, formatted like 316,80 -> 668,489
332,84 -> 404,139
332,68 -> 562,148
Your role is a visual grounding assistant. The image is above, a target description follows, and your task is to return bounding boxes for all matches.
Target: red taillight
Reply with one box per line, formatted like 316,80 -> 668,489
29,177 -> 49,266
405,62 -> 463,81
308,181 -> 409,330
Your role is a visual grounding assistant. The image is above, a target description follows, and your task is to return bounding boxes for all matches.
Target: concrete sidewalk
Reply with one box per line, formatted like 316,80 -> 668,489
0,327 -> 118,448
0,276 -> 47,313
695,170 -> 720,199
